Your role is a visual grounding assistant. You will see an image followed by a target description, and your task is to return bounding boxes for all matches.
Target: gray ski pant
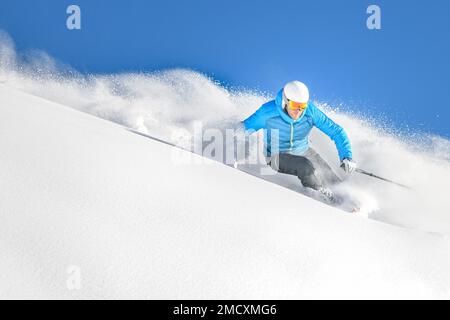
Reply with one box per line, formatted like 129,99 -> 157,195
267,148 -> 341,190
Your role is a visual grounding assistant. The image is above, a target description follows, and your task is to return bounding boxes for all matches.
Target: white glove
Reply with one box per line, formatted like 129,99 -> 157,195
341,158 -> 357,174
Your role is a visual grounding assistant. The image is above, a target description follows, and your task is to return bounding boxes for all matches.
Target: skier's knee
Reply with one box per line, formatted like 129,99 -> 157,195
300,174 -> 322,190
296,157 -> 316,177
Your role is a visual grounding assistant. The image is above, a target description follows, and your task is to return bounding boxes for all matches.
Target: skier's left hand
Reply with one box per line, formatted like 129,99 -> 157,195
341,158 -> 357,174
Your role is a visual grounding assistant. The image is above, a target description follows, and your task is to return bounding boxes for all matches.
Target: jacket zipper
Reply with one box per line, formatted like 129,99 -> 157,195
290,123 -> 294,149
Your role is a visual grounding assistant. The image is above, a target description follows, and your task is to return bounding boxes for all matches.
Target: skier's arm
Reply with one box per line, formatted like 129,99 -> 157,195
233,102 -> 274,165
242,102 -> 275,133
310,104 -> 353,161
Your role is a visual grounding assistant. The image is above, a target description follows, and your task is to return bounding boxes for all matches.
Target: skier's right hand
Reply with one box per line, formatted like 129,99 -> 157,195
341,158 -> 357,174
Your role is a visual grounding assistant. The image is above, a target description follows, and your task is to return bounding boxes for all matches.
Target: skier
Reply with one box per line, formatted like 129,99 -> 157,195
240,81 -> 357,203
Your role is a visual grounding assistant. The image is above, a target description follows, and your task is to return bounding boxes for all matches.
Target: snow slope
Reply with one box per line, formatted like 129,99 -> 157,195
2,29 -> 450,235
1,84 -> 449,299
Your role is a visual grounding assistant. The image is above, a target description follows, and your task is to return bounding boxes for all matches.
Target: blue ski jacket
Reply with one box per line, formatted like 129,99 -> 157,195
243,90 -> 353,160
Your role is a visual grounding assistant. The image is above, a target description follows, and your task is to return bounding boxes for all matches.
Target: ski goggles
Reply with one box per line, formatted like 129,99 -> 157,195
287,99 -> 308,111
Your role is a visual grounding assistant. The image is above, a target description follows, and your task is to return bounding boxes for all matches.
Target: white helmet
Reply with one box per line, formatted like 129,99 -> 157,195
282,81 -> 310,107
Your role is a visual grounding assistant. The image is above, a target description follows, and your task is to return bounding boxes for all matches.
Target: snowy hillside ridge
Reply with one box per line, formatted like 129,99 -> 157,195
1,31 -> 450,234
1,84 -> 449,299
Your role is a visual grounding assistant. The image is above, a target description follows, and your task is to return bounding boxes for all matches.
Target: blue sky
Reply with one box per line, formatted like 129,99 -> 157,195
0,0 -> 449,137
